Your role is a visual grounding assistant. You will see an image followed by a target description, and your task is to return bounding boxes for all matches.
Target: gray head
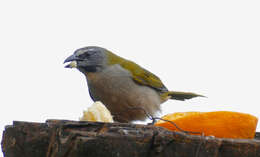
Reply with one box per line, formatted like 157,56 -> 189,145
64,46 -> 107,73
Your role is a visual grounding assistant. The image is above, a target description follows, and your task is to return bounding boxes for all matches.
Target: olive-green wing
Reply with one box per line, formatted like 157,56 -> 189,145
105,50 -> 168,92
120,60 -> 168,92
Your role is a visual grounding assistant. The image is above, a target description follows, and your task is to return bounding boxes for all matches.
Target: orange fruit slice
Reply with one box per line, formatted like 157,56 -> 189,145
155,111 -> 258,139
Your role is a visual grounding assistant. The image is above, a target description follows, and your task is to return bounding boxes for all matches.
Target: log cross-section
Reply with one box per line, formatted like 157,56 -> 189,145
2,120 -> 260,157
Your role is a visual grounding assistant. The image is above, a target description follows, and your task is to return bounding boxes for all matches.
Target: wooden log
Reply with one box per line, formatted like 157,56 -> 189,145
1,120 -> 260,157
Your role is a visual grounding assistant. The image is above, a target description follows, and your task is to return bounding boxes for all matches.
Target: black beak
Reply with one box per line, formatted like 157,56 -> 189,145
64,63 -> 73,68
64,54 -> 81,68
64,54 -> 77,64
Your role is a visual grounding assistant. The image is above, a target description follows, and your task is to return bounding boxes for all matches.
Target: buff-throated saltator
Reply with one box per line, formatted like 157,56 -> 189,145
64,46 -> 204,122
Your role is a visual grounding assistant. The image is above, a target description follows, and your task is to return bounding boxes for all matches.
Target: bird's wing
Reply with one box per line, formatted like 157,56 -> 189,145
119,60 -> 168,92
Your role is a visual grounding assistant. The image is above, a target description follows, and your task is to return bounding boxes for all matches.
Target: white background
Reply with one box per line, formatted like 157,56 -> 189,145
0,0 -> 259,155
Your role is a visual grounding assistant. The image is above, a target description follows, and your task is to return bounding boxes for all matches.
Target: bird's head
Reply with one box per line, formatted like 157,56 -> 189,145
64,46 -> 108,73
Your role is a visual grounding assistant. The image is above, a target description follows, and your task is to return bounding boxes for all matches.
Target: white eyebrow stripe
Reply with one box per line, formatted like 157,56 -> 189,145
87,48 -> 96,51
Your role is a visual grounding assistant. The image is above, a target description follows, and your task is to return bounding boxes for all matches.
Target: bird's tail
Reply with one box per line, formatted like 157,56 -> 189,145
166,91 -> 205,101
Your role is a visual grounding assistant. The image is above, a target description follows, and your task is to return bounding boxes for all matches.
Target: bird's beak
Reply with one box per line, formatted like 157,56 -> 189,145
64,55 -> 78,68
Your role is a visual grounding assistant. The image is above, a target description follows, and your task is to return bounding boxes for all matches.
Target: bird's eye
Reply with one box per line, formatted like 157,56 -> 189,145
79,52 -> 91,58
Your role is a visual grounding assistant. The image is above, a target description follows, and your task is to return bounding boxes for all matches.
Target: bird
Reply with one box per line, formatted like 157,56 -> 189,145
64,46 -> 204,123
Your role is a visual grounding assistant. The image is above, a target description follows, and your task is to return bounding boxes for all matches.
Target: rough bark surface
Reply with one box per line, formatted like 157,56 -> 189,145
1,120 -> 260,157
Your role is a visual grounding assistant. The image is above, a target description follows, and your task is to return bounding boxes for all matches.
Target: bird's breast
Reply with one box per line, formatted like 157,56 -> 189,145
85,65 -> 162,122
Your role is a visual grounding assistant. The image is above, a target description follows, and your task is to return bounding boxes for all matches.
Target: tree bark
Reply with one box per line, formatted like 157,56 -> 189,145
2,120 -> 260,157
